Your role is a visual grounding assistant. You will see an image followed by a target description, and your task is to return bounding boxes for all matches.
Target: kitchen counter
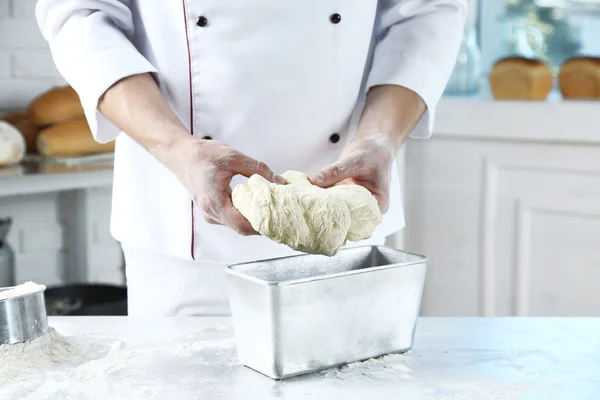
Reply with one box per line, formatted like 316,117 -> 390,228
2,317 -> 598,400
436,97 -> 600,143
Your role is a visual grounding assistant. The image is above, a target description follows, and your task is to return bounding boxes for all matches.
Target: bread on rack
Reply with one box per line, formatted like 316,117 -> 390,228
489,57 -> 553,100
1,112 -> 27,125
0,121 -> 26,166
27,86 -> 85,126
37,117 -> 115,157
1,112 -> 41,153
559,56 -> 600,99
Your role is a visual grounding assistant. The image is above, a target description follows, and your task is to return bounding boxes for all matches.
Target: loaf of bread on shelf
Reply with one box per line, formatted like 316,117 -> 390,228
0,121 -> 26,166
28,86 -> 85,126
37,117 -> 115,157
1,112 -> 41,153
559,56 -> 600,99
1,112 -> 27,125
489,57 -> 553,100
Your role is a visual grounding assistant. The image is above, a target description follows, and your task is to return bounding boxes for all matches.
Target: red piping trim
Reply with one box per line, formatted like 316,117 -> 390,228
181,0 -> 196,261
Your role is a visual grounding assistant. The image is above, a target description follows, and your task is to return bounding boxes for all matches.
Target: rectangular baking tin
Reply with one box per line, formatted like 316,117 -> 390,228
226,245 -> 427,379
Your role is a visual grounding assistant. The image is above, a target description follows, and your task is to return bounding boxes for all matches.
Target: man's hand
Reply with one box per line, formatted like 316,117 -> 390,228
310,134 -> 394,213
98,73 -> 285,236
310,85 -> 426,213
170,137 -> 284,235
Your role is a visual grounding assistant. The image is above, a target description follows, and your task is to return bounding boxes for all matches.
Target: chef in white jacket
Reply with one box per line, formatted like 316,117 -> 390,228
36,1 -> 466,316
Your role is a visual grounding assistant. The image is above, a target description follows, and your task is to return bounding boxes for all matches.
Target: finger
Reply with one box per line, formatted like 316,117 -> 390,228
351,178 -> 389,213
224,208 -> 259,236
309,160 -> 355,188
377,194 -> 390,214
220,196 -> 259,236
227,153 -> 285,184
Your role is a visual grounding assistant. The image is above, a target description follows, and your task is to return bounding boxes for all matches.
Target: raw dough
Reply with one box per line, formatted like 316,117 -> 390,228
232,170 -> 382,256
0,121 -> 25,167
328,184 -> 382,242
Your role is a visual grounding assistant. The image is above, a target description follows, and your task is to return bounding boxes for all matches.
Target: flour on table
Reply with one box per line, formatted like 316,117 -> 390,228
232,170 -> 382,256
321,351 -> 533,400
0,281 -> 46,301
0,325 -> 238,400
322,353 -> 417,380
0,328 -> 88,386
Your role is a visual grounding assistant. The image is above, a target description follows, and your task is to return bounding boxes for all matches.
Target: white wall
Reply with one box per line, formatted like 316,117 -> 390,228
0,0 -> 65,113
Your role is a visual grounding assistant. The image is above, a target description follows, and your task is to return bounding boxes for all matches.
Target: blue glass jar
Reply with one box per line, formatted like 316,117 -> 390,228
444,27 -> 483,96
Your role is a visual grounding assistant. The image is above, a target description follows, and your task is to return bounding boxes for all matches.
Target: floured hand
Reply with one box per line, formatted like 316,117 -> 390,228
309,134 -> 395,213
169,137 -> 285,236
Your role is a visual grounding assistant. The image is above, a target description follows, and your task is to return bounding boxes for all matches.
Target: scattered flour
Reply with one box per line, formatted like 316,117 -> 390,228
0,328 -> 87,386
320,352 -> 533,400
0,326 -> 238,400
322,353 -> 418,380
0,282 -> 46,301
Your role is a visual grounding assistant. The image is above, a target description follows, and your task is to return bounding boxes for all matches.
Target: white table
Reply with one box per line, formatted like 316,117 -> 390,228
2,317 -> 599,400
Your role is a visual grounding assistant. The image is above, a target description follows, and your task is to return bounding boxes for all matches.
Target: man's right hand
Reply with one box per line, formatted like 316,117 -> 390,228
97,73 -> 283,236
168,136 -> 284,236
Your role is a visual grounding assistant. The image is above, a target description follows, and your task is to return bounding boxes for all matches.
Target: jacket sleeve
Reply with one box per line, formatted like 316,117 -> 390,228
36,0 -> 158,143
367,0 -> 467,139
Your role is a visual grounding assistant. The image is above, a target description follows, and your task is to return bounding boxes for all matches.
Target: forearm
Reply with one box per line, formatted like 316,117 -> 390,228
98,73 -> 195,169
355,85 -> 426,151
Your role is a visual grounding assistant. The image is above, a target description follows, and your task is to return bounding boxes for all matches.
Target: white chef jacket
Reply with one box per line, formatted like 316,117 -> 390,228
36,0 -> 466,265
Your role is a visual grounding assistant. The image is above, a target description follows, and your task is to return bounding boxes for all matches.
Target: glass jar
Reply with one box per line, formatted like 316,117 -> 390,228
444,27 -> 483,96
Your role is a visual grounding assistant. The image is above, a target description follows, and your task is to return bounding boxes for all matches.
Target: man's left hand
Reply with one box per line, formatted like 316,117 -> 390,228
309,133 -> 395,213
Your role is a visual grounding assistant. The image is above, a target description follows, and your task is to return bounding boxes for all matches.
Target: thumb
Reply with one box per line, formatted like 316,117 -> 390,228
309,160 -> 353,188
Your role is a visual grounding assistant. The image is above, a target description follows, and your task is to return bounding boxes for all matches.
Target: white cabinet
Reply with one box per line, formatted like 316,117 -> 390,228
404,99 -> 600,317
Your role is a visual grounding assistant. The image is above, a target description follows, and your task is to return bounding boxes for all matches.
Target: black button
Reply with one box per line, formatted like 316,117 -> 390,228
202,135 -> 212,140
330,13 -> 341,24
196,16 -> 208,27
329,133 -> 341,143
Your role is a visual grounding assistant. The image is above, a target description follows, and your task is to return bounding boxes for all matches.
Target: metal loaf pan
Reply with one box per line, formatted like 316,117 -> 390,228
226,245 -> 427,379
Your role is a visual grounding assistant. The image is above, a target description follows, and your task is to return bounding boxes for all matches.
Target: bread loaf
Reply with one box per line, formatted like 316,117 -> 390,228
489,57 -> 554,100
12,118 -> 40,153
1,112 -> 28,125
37,117 -> 115,157
1,113 -> 41,153
0,121 -> 26,166
28,86 -> 85,126
559,57 -> 600,99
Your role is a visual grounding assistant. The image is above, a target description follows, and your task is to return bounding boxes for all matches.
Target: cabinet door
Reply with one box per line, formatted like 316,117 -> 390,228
405,139 -> 600,317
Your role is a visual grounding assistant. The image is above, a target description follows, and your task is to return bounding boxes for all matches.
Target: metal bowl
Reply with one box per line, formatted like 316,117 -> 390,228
226,245 -> 428,379
0,286 -> 49,345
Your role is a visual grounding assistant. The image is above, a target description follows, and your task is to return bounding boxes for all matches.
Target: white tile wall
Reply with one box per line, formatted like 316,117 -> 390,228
11,0 -> 36,18
0,52 -> 10,78
0,80 -> 60,110
12,49 -> 61,78
0,0 -> 9,18
0,0 -> 65,112
0,19 -> 46,48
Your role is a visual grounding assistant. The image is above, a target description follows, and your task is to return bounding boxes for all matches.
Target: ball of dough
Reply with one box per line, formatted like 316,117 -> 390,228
232,170 -> 382,256
232,172 -> 351,256
0,121 -> 26,167
328,184 -> 382,242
